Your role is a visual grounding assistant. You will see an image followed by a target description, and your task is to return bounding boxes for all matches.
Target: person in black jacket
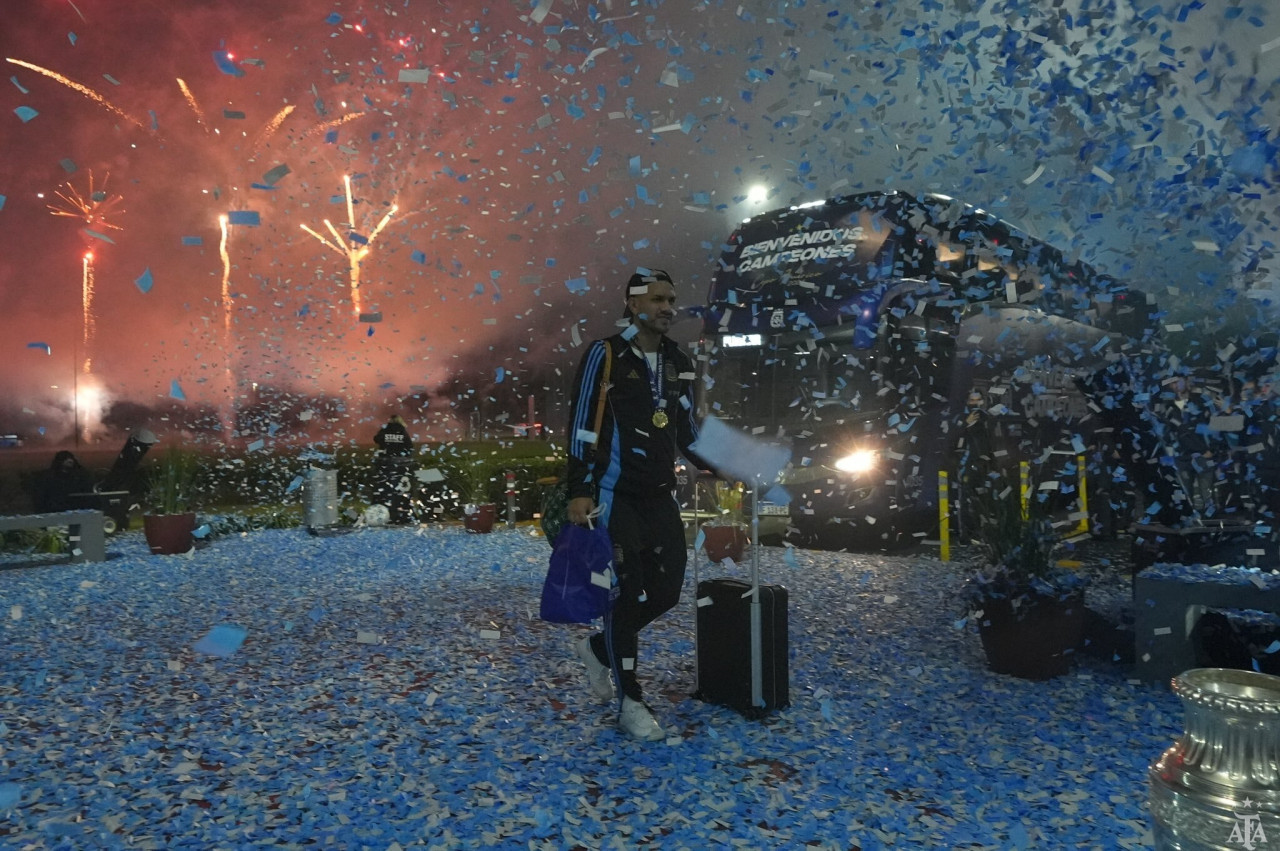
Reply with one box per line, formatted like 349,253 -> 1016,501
34,450 -> 94,512
565,267 -> 713,741
373,415 -> 414,523
374,415 -> 413,456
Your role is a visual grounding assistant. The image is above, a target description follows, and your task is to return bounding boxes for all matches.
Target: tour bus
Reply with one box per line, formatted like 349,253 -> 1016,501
696,190 -> 1159,548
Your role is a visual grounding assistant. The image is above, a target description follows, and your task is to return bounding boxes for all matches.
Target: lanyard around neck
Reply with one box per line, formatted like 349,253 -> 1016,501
634,345 -> 665,411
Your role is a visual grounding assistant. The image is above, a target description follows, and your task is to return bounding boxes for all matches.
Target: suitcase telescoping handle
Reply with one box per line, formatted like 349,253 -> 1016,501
691,469 -> 717,694
749,477 -> 763,710
692,471 -> 701,693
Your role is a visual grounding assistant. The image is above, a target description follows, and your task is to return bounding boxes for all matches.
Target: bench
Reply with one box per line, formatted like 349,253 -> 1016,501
1134,562 -> 1280,683
0,510 -> 106,563
1131,519 -> 1270,573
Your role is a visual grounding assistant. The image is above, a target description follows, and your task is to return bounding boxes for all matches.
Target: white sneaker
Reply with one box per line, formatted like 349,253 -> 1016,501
619,696 -> 665,742
575,635 -> 615,701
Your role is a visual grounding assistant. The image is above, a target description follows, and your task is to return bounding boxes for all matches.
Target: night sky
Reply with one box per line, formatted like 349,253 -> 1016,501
2,0 -> 1279,445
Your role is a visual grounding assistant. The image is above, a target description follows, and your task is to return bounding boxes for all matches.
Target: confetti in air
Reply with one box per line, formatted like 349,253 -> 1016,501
1,3 -> 1280,845
1,0 -> 1278,470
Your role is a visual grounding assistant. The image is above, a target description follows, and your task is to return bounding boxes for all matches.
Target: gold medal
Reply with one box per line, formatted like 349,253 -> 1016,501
652,410 -> 669,428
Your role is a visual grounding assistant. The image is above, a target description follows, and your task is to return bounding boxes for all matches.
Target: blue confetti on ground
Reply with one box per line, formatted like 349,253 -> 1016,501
0,527 -> 1173,847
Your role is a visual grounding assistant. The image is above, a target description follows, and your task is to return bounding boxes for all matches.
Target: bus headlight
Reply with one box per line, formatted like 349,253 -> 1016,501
833,449 -> 878,474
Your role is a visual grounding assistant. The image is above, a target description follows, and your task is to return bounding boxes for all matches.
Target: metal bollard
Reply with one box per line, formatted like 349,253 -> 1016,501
1073,453 -> 1090,536
505,470 -> 517,528
1019,460 -> 1030,521
938,470 -> 950,563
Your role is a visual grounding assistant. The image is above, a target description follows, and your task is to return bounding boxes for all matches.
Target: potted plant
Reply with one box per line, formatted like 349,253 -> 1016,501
701,480 -> 750,563
143,447 -> 202,555
963,468 -> 1088,680
458,455 -> 497,534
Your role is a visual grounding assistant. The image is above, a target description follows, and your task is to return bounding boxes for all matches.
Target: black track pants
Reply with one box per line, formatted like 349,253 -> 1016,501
588,490 -> 686,701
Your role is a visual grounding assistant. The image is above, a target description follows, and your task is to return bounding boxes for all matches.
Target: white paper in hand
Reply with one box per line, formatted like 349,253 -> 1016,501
691,416 -> 790,484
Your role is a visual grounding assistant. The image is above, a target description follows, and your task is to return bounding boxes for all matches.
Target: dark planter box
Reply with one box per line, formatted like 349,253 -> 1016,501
144,512 -> 196,555
977,590 -> 1085,680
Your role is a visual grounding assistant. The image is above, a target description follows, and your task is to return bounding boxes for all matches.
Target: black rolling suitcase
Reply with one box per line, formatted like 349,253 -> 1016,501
695,578 -> 789,714
692,478 -> 790,717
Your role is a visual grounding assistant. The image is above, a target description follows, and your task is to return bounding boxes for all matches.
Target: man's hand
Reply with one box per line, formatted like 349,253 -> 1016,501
567,496 -> 596,526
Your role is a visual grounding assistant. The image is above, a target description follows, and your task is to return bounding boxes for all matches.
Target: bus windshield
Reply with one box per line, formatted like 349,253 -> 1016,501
700,327 -> 889,435
700,300 -> 958,437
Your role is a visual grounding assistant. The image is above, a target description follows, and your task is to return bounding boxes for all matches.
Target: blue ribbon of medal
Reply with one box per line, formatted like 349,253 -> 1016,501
643,349 -> 668,428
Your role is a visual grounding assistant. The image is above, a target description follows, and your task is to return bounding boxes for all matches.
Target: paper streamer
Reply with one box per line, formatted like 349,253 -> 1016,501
690,416 -> 790,484
193,624 -> 247,657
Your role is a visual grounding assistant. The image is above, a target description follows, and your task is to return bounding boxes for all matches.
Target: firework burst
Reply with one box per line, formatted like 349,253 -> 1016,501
300,175 -> 397,317
81,251 -> 94,374
176,77 -> 208,129
48,171 -> 126,235
250,104 -> 296,154
302,111 -> 369,139
49,174 -> 122,383
6,57 -> 148,130
219,215 -> 236,440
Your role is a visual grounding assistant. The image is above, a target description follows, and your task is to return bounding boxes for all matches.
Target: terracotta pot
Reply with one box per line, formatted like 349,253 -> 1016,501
702,524 -> 749,563
976,589 -> 1085,680
143,512 -> 196,555
464,503 -> 497,534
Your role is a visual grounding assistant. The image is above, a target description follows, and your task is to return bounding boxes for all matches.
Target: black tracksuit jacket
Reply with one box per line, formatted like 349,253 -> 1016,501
566,332 -> 710,500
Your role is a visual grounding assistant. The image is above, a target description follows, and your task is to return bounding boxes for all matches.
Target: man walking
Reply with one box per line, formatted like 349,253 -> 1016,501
565,267 -> 713,741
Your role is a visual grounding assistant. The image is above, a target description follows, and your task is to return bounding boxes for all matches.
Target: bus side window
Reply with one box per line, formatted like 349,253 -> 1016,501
886,316 -> 925,389
887,313 -> 956,403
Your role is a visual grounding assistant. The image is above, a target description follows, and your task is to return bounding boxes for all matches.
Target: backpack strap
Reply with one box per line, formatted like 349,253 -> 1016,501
590,338 -> 613,444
